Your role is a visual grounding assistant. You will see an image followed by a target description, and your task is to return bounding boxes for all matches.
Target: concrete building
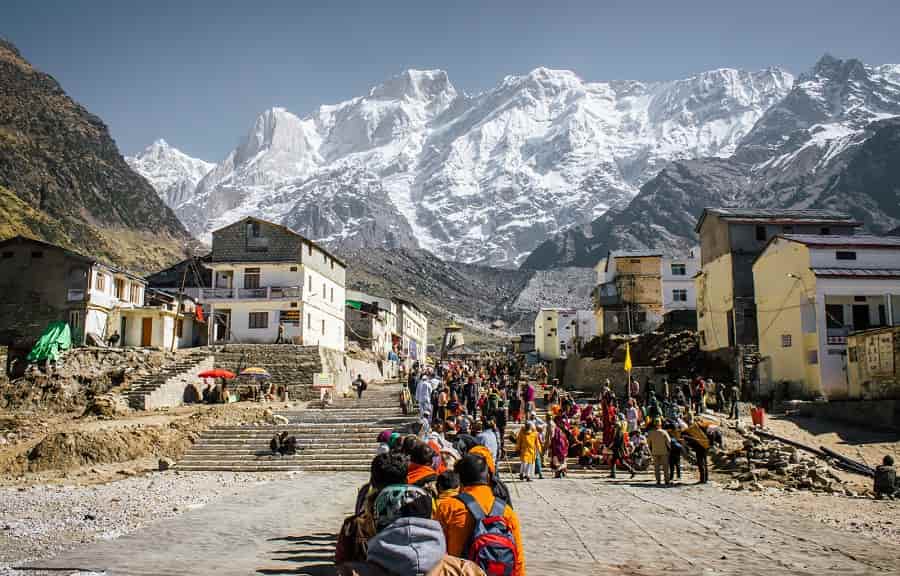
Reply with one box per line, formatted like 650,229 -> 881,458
0,236 -> 146,348
753,234 -> 900,399
846,325 -> 900,400
120,289 -> 205,350
695,208 -> 860,356
346,290 -> 398,359
594,249 -> 699,335
394,298 -> 428,362
535,308 -> 594,360
202,217 -> 346,351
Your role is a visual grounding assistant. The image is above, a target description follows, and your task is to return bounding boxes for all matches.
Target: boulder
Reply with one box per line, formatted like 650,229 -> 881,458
158,457 -> 175,471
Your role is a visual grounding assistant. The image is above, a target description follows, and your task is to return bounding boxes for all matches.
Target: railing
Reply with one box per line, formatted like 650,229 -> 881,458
201,288 -> 235,300
67,288 -> 86,302
200,286 -> 302,301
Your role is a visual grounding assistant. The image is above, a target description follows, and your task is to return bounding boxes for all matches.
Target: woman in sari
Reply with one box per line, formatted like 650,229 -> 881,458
550,416 -> 570,478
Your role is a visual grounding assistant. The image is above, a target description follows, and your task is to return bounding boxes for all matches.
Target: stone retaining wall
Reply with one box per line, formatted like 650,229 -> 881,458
563,354 -> 656,397
798,399 -> 900,431
142,356 -> 215,410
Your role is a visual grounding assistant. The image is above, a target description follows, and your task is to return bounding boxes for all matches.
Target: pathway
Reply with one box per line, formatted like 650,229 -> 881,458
18,472 -> 900,575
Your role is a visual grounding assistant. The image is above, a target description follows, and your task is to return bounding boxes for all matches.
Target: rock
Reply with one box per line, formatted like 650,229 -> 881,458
726,481 -> 743,490
748,482 -> 764,492
158,458 -> 175,471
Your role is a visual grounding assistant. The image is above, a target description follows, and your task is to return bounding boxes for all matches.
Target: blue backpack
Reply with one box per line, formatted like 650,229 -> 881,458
456,493 -> 518,576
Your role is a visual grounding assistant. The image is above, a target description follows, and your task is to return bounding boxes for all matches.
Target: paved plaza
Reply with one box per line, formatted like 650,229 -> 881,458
16,471 -> 900,576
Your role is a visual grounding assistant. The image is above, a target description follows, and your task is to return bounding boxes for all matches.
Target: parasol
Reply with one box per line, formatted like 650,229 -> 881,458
198,368 -> 236,379
240,367 -> 271,379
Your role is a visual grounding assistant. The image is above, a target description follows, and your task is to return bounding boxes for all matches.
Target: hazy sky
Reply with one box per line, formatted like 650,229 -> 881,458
5,0 -> 900,161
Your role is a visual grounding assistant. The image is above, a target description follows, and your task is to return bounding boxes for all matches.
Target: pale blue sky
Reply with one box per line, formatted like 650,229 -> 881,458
5,0 -> 900,161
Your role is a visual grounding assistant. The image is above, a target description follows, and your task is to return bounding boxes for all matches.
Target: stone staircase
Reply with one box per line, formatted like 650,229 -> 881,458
124,354 -> 213,410
176,384 -> 414,472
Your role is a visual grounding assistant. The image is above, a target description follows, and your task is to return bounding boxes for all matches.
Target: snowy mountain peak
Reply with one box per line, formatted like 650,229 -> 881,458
370,69 -> 457,103
126,140 -> 214,208
153,62 -> 802,266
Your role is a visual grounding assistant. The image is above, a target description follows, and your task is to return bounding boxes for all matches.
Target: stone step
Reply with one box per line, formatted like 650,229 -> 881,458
185,447 -> 378,456
175,464 -> 371,472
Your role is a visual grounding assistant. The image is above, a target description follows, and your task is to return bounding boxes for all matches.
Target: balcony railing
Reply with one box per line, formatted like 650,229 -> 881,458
200,286 -> 302,301
67,288 -> 86,302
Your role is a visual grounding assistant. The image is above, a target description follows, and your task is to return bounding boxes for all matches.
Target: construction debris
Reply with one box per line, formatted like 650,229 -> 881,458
714,425 -> 868,497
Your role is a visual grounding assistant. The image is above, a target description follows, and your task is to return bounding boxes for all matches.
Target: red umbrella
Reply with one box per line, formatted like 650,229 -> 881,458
198,368 -> 236,379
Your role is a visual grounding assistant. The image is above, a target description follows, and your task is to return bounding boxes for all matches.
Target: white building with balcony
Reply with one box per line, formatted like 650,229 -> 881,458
395,298 -> 428,363
201,217 -> 346,351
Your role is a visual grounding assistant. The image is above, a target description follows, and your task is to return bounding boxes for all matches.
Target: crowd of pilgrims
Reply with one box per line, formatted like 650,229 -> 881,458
334,358 -> 731,576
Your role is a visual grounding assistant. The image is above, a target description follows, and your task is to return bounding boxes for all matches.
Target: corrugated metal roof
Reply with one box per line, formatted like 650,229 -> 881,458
811,267 -> 900,278
695,207 -> 861,232
610,250 -> 664,259
708,208 -> 855,220
783,234 -> 900,248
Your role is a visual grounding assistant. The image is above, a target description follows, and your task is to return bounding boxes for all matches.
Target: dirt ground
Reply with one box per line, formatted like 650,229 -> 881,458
0,401 -> 296,486
4,471 -> 899,576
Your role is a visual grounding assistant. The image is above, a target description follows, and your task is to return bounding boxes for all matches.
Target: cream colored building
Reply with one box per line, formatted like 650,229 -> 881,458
753,234 -> 900,399
395,299 -> 428,362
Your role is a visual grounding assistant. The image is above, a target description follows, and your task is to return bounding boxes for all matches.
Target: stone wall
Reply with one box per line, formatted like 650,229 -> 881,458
563,353 -> 656,397
141,356 -> 214,410
799,399 -> 900,431
203,344 -> 386,401
211,219 -> 301,263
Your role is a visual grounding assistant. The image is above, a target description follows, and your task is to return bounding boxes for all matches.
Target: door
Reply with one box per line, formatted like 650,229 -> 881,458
852,305 -> 870,331
141,317 -> 153,347
120,317 -> 127,342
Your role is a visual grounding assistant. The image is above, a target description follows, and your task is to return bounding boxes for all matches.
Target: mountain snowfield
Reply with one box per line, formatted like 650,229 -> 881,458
125,140 -> 215,208
523,55 -> 900,269
129,66 -> 794,267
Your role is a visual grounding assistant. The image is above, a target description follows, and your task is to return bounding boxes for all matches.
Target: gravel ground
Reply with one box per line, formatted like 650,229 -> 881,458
0,470 -> 284,571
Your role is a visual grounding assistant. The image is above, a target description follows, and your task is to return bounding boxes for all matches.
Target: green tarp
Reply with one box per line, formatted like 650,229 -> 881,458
26,321 -> 72,363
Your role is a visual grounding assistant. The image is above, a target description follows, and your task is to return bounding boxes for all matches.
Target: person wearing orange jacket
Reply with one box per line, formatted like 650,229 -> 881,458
408,441 -> 441,500
435,453 -> 525,576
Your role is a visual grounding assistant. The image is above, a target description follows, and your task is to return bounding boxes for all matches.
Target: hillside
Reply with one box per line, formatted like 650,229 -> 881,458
0,39 -> 195,273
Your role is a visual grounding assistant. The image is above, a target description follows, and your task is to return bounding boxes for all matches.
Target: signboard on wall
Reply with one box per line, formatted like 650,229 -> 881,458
312,372 -> 333,389
866,337 -> 880,373
878,333 -> 894,374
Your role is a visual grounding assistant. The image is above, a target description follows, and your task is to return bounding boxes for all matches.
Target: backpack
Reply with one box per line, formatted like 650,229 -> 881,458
456,493 -> 518,576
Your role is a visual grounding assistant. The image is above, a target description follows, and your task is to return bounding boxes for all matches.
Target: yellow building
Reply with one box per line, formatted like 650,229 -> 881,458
534,308 -> 576,360
754,234 -> 900,399
593,252 -> 663,334
695,208 -> 860,355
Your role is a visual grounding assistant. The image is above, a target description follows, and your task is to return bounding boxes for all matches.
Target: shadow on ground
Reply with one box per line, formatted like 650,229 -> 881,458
257,532 -> 337,576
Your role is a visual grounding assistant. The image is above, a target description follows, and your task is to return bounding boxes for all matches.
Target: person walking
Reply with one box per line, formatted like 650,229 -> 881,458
609,420 -> 635,479
515,421 -> 541,482
682,414 -> 711,484
353,374 -> 368,399
646,419 -> 671,485
275,320 -> 286,344
549,417 -> 570,478
524,381 -> 536,415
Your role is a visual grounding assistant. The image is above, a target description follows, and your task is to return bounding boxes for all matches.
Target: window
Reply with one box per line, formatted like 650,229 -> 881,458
290,301 -> 298,308
307,313 -> 311,329
244,267 -> 260,289
820,227 -> 831,235
248,311 -> 268,329
115,278 -> 125,299
1,251 -> 12,259
755,225 -> 766,241
94,271 -> 105,291
878,304 -> 887,327
848,347 -> 858,362
248,221 -> 261,237
671,263 -> 686,276
782,225 -> 794,234
807,349 -> 819,364
322,282 -> 326,298
330,259 -> 335,270
308,243 -> 312,256
321,319 -> 325,334
825,304 -> 844,329
836,251 -> 857,261
781,334 -> 792,348
68,310 -> 83,332
630,259 -> 641,264
330,287 -> 334,302
290,266 -> 297,272
854,295 -> 866,303
31,251 -> 43,259
672,289 -> 688,302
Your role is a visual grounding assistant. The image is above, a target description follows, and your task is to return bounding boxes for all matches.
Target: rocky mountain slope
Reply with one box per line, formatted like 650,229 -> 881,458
134,66 -> 793,267
524,55 -> 900,269
0,39 -> 194,273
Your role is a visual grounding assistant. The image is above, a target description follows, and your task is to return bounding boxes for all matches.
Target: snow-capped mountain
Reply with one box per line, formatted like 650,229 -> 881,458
126,139 -> 214,207
524,55 -> 900,269
139,66 -> 792,266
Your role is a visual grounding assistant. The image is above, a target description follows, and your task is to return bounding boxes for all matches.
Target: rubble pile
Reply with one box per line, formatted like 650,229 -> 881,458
0,347 -> 175,413
714,426 -> 862,496
581,330 -> 726,378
